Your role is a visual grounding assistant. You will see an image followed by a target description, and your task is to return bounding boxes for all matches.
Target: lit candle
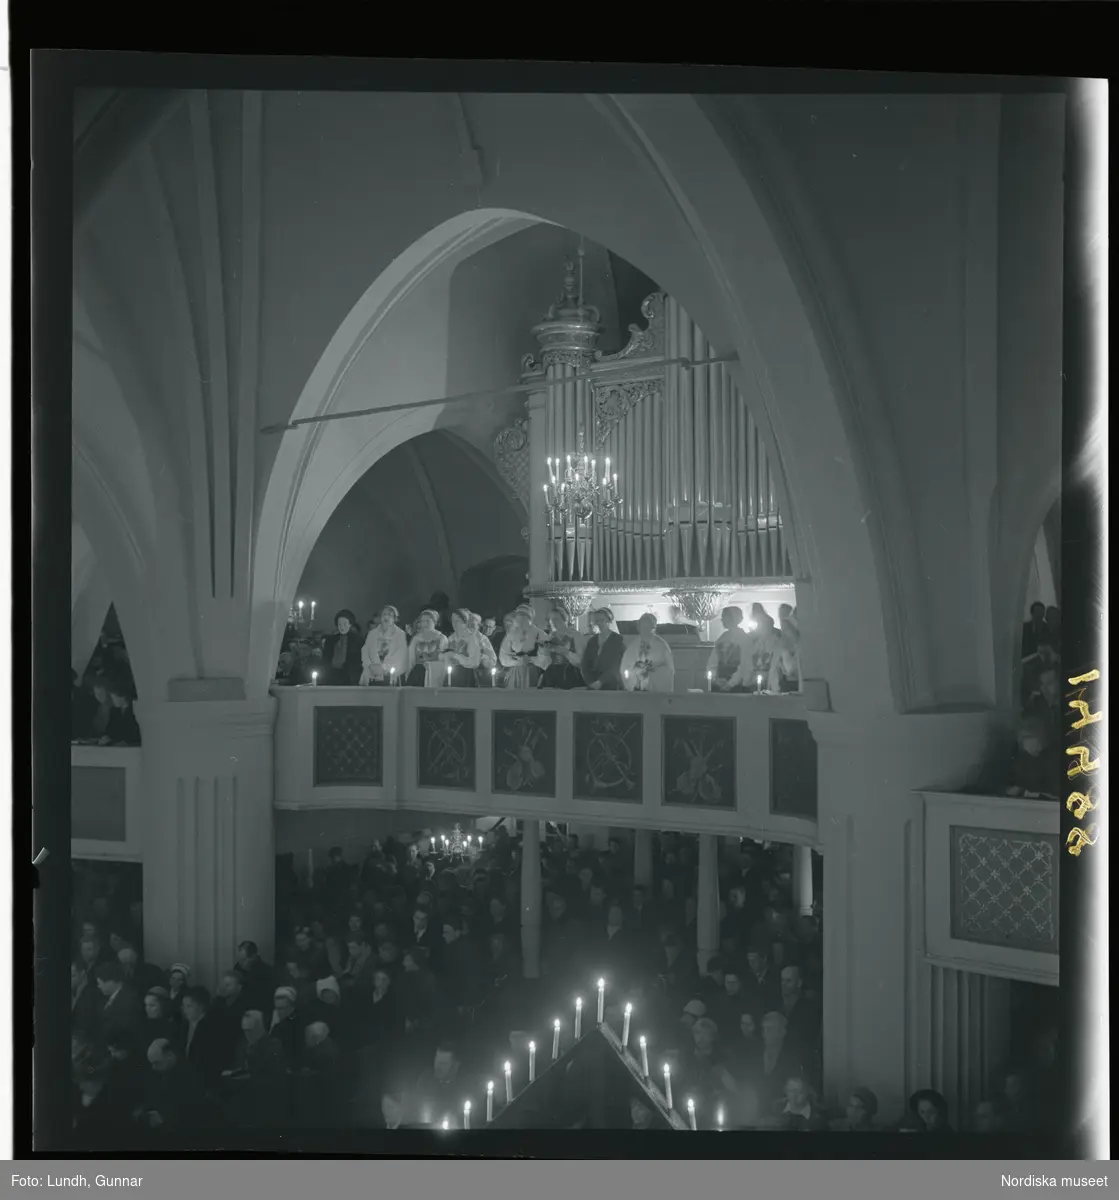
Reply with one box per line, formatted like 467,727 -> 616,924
706,669 -> 713,692
528,1041 -> 536,1082
447,663 -> 454,685
490,666 -> 497,683
311,670 -> 318,686
612,472 -> 617,488
504,1061 -> 512,1104
716,1107 -> 724,1130
566,455 -> 572,469
467,835 -> 472,846
622,1003 -> 632,1048
687,1098 -> 697,1131
552,1018 -> 561,1060
597,979 -> 605,1024
756,673 -> 763,693
624,669 -> 629,683
663,1063 -> 672,1109
639,1035 -> 649,1078
605,456 -> 610,474
310,601 -> 316,622
441,1119 -> 449,1131
463,1100 -> 471,1130
486,1080 -> 494,1122
298,600 -> 304,614
574,997 -> 583,1040
390,666 -> 396,685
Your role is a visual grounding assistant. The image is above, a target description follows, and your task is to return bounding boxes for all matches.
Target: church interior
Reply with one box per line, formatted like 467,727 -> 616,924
64,82 -> 1073,1147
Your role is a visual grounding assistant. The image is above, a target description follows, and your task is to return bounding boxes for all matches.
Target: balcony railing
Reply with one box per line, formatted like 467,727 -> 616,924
271,684 -> 819,842
71,744 -> 143,862
917,791 -> 1060,986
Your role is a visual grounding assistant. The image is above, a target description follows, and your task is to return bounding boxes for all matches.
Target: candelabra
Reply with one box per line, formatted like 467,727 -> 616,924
544,432 -> 620,526
288,599 -> 317,628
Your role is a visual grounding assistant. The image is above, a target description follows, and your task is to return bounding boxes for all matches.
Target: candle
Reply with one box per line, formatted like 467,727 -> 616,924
639,1035 -> 649,1078
463,1100 -> 471,1130
310,601 -> 316,622
390,666 -> 396,685
311,670 -> 318,686
447,663 -> 454,685
552,1019 -> 561,1061
596,979 -> 605,1025
528,1041 -> 536,1082
622,1003 -> 632,1048
706,670 -> 713,691
486,1081 -> 494,1122
574,997 -> 583,1040
687,1098 -> 697,1131
467,835 -> 472,846
441,1119 -> 449,1131
663,1063 -> 672,1109
298,600 -> 304,613
624,669 -> 629,683
503,1061 -> 512,1104
716,1107 -> 724,1130
490,666 -> 497,683
756,673 -> 763,693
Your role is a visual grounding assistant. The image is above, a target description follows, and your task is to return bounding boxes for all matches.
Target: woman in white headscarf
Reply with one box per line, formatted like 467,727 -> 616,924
404,610 -> 449,687
499,604 -> 547,689
440,608 -> 482,687
360,606 -> 409,686
621,612 -> 676,693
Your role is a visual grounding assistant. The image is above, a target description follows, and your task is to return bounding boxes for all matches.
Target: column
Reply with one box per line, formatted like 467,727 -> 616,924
137,696 -> 277,990
696,834 -> 720,975
815,709 -> 998,1121
633,828 -> 654,888
520,818 -> 543,979
526,392 -> 550,628
792,844 -> 814,917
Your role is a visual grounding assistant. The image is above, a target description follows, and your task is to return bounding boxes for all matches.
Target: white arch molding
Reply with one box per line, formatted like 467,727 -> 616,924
235,97 -> 899,713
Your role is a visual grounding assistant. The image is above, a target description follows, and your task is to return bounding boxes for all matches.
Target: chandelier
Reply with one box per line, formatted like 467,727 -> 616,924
544,431 -> 621,524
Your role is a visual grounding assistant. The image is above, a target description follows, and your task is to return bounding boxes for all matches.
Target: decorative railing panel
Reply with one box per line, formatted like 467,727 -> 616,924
769,718 -> 819,820
313,705 -> 384,787
918,792 -> 1060,986
271,685 -> 818,845
71,745 -> 143,862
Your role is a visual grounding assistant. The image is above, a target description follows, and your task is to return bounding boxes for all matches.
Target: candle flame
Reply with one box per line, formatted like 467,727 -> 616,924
624,1003 -> 632,1015
553,1018 -> 561,1029
687,1098 -> 695,1110
487,1081 -> 494,1094
442,1119 -> 449,1130
597,978 -> 605,989
639,1035 -> 646,1046
504,1061 -> 511,1073
529,1041 -> 536,1051
464,1100 -> 472,1112
575,997 -> 582,1009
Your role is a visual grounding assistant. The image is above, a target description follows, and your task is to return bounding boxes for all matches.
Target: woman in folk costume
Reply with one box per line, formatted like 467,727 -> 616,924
404,610 -> 449,687
468,613 -> 498,686
750,603 -> 784,693
706,606 -> 756,693
621,612 -> 676,693
580,607 -> 626,690
322,609 -> 365,685
440,608 -> 482,687
538,607 -> 585,690
499,604 -> 547,690
360,606 -> 409,686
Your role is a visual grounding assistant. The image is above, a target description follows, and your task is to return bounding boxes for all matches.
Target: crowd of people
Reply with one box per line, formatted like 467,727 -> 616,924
68,827 -> 1055,1142
1003,603 -> 1063,800
275,592 -> 802,695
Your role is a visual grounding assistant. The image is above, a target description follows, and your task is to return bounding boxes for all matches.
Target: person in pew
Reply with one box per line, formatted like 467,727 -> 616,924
621,612 -> 676,693
581,608 -> 626,691
404,610 -> 449,686
322,610 -> 365,686
360,606 -> 409,685
440,608 -> 482,686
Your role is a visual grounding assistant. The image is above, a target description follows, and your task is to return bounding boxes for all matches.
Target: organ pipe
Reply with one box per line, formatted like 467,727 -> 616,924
523,264 -> 790,588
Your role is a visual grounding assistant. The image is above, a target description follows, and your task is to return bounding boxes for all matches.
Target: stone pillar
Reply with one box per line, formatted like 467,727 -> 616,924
520,818 -> 543,979
633,828 -> 654,888
814,709 -> 997,1121
792,844 -> 814,917
696,834 -> 720,975
137,697 -> 277,989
